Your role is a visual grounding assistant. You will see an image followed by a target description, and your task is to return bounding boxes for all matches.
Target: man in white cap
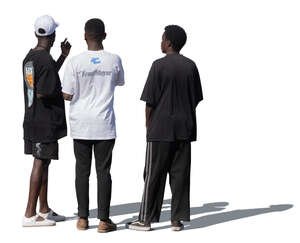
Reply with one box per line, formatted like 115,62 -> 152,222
22,15 -> 71,227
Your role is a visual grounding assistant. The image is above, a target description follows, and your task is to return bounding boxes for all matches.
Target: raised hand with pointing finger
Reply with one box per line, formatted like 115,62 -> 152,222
55,38 -> 71,71
61,38 -> 72,57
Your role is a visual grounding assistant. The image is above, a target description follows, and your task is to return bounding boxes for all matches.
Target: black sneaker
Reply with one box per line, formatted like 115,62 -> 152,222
171,220 -> 184,231
126,220 -> 151,231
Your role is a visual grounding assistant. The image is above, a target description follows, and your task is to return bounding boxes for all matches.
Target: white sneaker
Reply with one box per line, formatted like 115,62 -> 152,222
39,210 -> 66,222
171,221 -> 184,231
126,220 -> 151,231
22,215 -> 56,227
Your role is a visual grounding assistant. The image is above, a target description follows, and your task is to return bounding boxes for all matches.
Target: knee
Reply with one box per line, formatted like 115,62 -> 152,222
76,171 -> 91,179
33,158 -> 43,170
96,170 -> 111,180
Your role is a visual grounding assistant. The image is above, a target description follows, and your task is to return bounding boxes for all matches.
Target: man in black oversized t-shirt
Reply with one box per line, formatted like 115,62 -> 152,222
22,15 -> 71,227
127,25 -> 203,231
23,50 -> 67,142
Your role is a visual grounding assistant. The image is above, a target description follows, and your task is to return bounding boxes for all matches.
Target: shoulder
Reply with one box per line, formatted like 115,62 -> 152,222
147,57 -> 164,71
152,56 -> 165,66
102,51 -> 122,63
68,51 -> 89,64
30,52 -> 57,74
180,55 -> 197,68
36,51 -> 55,67
152,55 -> 193,66
64,52 -> 93,70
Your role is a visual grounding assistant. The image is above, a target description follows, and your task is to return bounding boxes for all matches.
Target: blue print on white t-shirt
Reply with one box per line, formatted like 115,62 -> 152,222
90,57 -> 101,64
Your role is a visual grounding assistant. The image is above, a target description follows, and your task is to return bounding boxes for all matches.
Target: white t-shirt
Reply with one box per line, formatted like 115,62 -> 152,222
62,50 -> 124,140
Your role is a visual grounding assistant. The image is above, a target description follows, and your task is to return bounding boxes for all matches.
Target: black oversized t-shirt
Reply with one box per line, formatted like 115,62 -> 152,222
141,54 -> 203,142
23,49 -> 67,142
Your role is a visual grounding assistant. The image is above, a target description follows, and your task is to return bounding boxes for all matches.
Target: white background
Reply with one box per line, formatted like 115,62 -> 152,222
0,0 -> 299,242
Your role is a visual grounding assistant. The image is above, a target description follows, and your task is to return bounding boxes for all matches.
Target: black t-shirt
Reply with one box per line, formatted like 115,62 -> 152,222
141,54 -> 203,142
23,49 -> 67,142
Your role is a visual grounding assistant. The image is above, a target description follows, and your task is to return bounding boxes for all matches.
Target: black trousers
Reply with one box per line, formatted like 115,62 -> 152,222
73,139 -> 115,220
138,141 -> 191,224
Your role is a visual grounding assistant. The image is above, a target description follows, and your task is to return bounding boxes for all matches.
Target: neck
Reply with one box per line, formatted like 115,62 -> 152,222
166,49 -> 179,55
35,40 -> 51,52
87,41 -> 104,51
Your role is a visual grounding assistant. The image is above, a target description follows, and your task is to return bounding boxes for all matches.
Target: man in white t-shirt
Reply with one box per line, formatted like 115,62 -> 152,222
62,18 -> 124,233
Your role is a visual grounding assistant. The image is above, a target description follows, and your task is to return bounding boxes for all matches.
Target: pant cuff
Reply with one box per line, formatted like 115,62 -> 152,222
171,217 -> 190,222
98,209 -> 109,221
78,209 -> 89,218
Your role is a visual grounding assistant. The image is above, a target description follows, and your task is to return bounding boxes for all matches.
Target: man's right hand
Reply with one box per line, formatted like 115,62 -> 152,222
62,92 -> 73,101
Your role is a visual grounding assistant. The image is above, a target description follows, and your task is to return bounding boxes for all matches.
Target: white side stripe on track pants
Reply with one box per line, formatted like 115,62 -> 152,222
140,142 -> 152,222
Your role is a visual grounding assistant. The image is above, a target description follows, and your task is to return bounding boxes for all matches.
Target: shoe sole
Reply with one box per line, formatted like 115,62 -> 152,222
23,223 -> 56,227
77,226 -> 88,230
97,227 -> 117,233
171,226 -> 184,231
127,225 -> 151,231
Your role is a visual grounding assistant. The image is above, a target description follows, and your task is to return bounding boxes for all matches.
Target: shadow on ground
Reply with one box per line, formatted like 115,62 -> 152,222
66,199 -> 293,231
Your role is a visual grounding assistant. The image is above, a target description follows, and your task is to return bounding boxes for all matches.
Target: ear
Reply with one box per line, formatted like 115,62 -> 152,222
84,32 -> 87,41
166,40 -> 172,48
51,32 -> 56,41
103,32 -> 107,41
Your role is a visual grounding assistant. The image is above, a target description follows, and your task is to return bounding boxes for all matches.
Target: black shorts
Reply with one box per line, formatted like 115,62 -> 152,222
24,140 -> 59,160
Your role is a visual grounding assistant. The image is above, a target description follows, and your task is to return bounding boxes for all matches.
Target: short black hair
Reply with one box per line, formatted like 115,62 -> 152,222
164,25 -> 187,52
85,18 -> 105,41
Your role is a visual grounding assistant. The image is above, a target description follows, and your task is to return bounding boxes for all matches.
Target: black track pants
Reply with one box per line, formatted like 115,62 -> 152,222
139,141 -> 191,224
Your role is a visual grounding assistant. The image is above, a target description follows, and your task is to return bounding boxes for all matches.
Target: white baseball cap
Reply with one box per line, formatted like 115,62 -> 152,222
34,15 -> 59,36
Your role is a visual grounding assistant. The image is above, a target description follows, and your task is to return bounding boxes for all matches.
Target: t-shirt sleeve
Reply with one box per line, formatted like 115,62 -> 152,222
192,64 -> 203,108
36,65 -> 58,97
62,60 -> 76,95
114,56 -> 125,86
140,62 -> 160,107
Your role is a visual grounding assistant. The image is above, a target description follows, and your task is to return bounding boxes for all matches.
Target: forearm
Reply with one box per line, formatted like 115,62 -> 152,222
36,93 -> 56,100
145,104 -> 152,128
56,54 -> 67,71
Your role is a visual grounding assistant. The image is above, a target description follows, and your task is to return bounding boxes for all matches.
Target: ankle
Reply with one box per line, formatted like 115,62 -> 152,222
39,207 -> 50,213
25,212 -> 36,218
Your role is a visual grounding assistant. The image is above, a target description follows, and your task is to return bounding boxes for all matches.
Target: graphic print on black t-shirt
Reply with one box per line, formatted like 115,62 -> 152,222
24,61 -> 34,107
23,49 -> 67,143
141,54 -> 203,142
